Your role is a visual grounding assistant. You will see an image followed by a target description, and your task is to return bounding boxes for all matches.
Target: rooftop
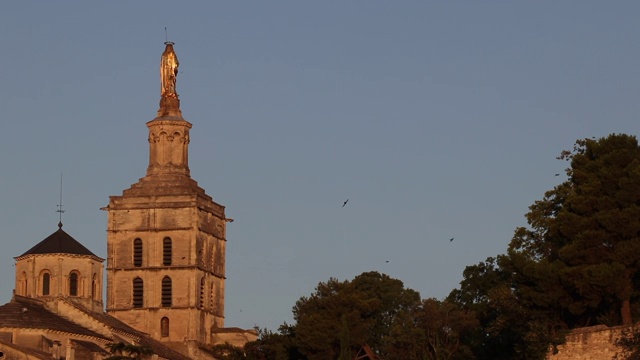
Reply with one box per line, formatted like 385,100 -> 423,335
17,225 -> 102,259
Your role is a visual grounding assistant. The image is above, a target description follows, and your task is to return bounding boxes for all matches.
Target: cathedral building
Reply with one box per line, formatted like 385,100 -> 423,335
0,42 -> 255,360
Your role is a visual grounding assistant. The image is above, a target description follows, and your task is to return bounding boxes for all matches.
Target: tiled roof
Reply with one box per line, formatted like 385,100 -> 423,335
62,299 -> 145,337
61,300 -> 191,360
137,336 -> 192,360
0,338 -> 52,359
0,297 -> 192,360
71,339 -> 109,354
0,298 -> 109,340
18,226 -> 102,258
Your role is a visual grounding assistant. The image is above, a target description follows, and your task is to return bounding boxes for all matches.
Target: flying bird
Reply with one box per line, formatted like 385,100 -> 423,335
385,260 -> 389,263
449,237 -> 454,242
342,199 -> 349,207
555,173 -> 560,176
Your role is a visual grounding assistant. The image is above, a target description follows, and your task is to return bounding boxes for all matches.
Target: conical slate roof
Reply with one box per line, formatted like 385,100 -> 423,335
18,225 -> 99,258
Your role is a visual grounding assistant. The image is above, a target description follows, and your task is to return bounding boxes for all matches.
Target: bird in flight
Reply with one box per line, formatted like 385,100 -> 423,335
342,199 -> 349,207
555,173 -> 560,176
449,237 -> 454,242
385,260 -> 389,263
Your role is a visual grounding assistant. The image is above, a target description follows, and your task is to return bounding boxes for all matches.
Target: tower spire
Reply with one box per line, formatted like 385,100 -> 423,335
158,41 -> 181,117
146,42 -> 192,177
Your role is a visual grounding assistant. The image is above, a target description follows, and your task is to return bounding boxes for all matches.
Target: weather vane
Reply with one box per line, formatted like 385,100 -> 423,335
56,172 -> 65,228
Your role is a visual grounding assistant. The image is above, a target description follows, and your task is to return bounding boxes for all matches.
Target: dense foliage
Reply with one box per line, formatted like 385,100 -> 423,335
448,134 -> 640,359
216,134 -> 640,360
105,342 -> 153,360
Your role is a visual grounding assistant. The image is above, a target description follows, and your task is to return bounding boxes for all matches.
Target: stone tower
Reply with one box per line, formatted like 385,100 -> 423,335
14,223 -> 105,313
104,42 -> 227,345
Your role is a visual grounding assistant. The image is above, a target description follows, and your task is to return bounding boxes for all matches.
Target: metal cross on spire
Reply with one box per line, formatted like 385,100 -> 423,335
56,172 -> 65,228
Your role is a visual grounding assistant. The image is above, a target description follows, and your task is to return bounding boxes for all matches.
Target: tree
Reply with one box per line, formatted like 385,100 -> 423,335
244,325 -> 305,360
292,271 -> 421,360
211,342 -> 247,360
554,134 -> 640,325
415,298 -> 478,360
105,342 -> 153,360
448,257 -> 553,360
448,134 -> 640,359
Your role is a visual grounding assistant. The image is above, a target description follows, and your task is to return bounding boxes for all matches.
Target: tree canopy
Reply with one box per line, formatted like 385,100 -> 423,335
293,271 -> 421,360
218,134 -> 640,360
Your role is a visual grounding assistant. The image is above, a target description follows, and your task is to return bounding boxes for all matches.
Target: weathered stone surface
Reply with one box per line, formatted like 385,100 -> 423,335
14,227 -> 105,313
105,89 -> 229,347
548,325 -> 625,360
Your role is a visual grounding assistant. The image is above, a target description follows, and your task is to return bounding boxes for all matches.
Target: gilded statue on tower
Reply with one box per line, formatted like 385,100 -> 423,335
161,41 -> 179,98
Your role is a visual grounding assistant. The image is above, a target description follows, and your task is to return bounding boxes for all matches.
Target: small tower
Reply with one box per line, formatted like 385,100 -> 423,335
104,42 -> 227,345
14,223 -> 105,312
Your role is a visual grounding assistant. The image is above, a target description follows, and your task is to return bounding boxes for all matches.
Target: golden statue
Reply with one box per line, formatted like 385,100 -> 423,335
161,42 -> 179,98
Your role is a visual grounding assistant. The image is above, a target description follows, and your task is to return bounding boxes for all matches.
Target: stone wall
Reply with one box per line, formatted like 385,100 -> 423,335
548,325 -> 627,360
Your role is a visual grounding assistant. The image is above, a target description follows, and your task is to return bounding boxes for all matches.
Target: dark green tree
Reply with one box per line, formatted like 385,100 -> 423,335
105,342 -> 153,360
416,298 -> 478,360
554,134 -> 640,325
244,325 -> 305,360
211,342 -> 247,360
449,134 -> 640,359
292,271 -> 421,360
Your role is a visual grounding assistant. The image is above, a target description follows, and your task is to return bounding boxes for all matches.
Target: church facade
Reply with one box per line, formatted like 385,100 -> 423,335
0,42 -> 254,360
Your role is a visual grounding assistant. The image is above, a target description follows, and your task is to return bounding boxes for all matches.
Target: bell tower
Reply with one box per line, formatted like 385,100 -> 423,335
104,42 -> 227,345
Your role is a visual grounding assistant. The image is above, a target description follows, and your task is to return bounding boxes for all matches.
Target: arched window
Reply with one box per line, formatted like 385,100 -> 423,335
69,272 -> 79,296
42,272 -> 51,296
161,317 -> 169,337
161,276 -> 172,307
91,273 -> 98,300
199,277 -> 205,309
163,237 -> 172,266
133,238 -> 143,267
133,277 -> 144,308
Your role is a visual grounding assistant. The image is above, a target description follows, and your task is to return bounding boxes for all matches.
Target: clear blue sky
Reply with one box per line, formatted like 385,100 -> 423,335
1,2 -> 639,331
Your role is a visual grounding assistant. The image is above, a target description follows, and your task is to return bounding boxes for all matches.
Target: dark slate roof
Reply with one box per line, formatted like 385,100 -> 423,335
18,225 -> 101,258
0,298 -> 108,340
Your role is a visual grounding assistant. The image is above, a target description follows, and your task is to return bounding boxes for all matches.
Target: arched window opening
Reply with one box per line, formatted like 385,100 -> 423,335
199,277 -> 205,309
215,282 -> 223,314
42,273 -> 50,296
209,283 -> 214,311
163,237 -> 172,266
133,238 -> 143,267
69,272 -> 78,296
133,278 -> 144,308
161,317 -> 170,337
161,276 -> 172,307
